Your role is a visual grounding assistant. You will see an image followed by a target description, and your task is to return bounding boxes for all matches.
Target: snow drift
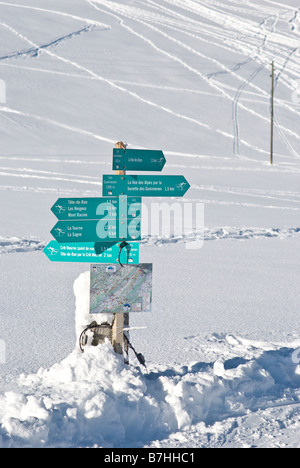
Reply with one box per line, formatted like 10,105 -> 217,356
0,272 -> 299,448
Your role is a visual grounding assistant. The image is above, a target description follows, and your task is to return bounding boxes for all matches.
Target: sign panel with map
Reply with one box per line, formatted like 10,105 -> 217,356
89,264 -> 152,314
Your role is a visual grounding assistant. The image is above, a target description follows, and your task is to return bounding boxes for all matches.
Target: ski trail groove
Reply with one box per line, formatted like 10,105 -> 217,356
0,25 -> 97,61
0,236 -> 45,255
1,227 -> 299,256
0,2 -> 111,29
142,226 -> 300,246
232,63 -> 265,157
90,0 -> 300,156
0,169 -> 102,186
0,19 -> 213,136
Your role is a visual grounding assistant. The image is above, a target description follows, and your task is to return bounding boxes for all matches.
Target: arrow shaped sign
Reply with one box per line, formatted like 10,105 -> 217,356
51,218 -> 141,243
43,240 -> 139,264
51,196 -> 141,221
103,175 -> 190,197
113,148 -> 166,171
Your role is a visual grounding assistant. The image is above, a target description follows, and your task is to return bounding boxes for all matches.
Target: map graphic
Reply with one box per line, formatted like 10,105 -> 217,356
90,264 -> 152,314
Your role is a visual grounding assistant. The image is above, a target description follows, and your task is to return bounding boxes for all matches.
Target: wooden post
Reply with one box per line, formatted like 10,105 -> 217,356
112,312 -> 124,355
270,61 -> 275,165
82,142 -> 129,361
111,142 -> 129,360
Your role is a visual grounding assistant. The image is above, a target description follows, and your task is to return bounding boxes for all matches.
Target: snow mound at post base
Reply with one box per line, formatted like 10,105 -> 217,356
0,273 -> 299,448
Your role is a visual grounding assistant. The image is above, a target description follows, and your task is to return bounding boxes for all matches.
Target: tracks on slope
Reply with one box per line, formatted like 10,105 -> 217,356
1,0 -> 300,159
0,25 -> 97,61
88,0 -> 300,159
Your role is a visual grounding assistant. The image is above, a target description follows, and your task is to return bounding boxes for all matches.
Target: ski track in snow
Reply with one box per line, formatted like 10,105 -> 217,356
0,13 -> 217,141
0,177 -> 299,211
191,184 -> 300,205
89,0 -> 300,158
0,167 -> 299,210
0,0 -> 299,159
0,1 -> 112,29
142,226 -> 300,246
88,0 -> 268,155
1,227 -> 299,256
0,236 -> 45,255
0,169 -> 102,186
0,25 -> 99,61
0,105 -> 117,147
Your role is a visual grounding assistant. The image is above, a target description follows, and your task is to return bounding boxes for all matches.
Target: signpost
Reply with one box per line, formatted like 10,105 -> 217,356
113,148 -> 166,172
43,240 -> 139,264
44,142 -> 190,365
102,174 -> 190,197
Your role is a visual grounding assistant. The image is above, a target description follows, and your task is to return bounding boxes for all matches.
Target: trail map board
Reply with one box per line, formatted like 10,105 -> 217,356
90,264 -> 152,314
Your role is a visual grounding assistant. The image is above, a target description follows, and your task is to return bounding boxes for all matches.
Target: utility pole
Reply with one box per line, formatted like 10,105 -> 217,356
270,61 -> 275,165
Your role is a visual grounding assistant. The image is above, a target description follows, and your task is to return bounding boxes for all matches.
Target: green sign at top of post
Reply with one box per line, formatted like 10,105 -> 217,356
113,148 -> 166,172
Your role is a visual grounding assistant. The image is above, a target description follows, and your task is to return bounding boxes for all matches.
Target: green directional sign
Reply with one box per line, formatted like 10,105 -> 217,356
44,241 -> 139,264
103,175 -> 190,197
51,218 -> 141,243
113,148 -> 166,171
51,196 -> 141,221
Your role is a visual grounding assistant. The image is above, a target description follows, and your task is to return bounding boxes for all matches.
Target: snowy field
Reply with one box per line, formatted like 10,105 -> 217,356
0,0 -> 299,448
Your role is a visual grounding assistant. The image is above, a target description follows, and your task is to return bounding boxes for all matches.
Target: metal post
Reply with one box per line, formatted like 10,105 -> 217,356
270,61 -> 275,165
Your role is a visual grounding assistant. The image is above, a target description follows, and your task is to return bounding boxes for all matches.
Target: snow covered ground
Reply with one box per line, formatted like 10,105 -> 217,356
0,0 -> 299,448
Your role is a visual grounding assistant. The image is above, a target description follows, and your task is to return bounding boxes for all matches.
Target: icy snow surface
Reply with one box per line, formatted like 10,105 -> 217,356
0,0 -> 300,448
